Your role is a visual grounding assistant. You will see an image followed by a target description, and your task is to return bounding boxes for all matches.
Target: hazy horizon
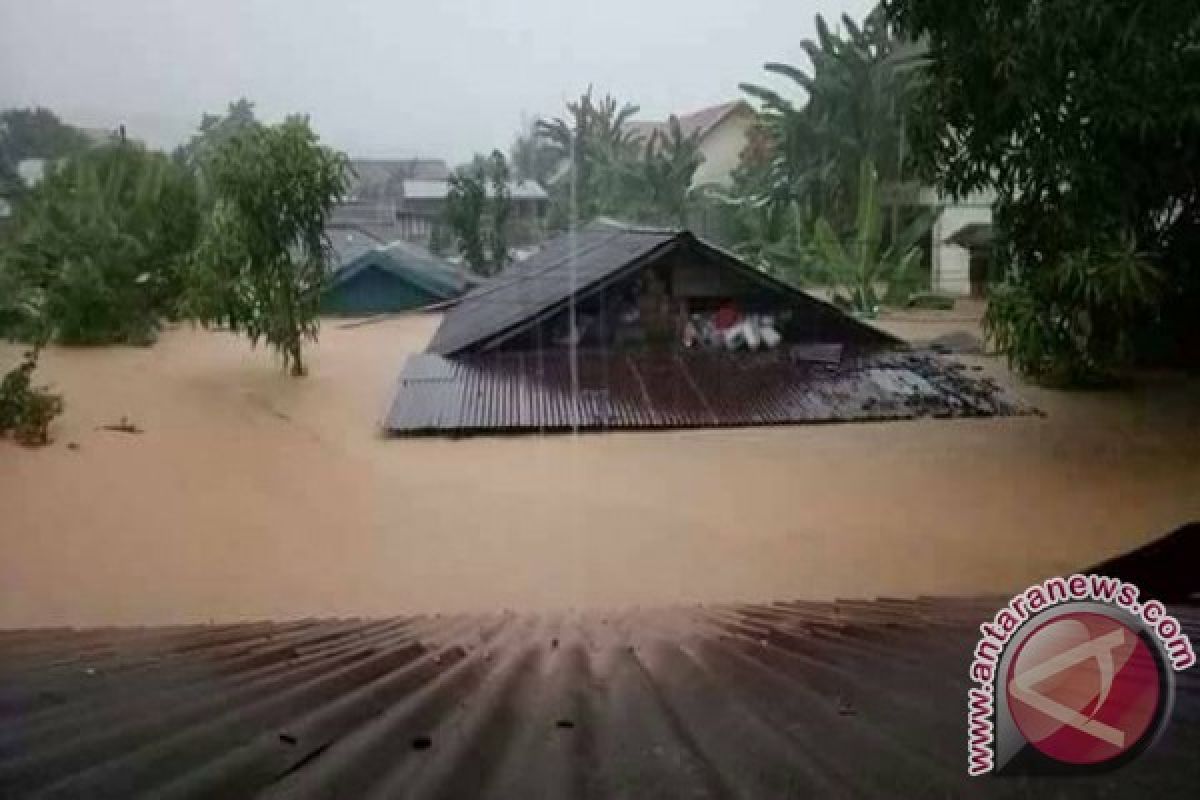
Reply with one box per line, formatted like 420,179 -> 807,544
1,0 -> 874,164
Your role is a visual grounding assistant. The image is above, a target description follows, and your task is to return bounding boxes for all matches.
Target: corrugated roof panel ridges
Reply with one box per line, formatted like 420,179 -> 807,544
2,598 -> 1198,798
385,350 -> 1022,435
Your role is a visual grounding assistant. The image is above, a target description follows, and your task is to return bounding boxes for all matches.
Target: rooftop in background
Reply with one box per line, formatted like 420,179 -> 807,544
626,100 -> 753,143
326,223 -> 384,269
345,158 -> 450,203
402,179 -> 548,201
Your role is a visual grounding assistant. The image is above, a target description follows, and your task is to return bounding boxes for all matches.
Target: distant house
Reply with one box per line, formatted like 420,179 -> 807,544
626,101 -> 757,189
321,237 -> 472,316
332,158 -> 548,247
399,179 -> 549,244
921,188 -> 996,297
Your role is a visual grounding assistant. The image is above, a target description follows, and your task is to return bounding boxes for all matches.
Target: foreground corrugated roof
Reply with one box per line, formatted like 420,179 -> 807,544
385,349 -> 1030,436
2,596 -> 1196,798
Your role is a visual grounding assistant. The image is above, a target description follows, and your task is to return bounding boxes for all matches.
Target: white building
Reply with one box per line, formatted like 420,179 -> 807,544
920,188 -> 996,296
626,101 -> 757,189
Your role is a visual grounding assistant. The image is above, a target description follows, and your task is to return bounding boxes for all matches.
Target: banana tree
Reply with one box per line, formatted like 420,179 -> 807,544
813,157 -> 935,315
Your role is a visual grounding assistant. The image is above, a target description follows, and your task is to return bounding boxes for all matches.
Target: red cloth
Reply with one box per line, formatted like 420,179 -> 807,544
713,304 -> 740,330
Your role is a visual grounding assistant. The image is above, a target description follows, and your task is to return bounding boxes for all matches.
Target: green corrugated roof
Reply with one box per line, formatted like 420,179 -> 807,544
329,241 -> 468,302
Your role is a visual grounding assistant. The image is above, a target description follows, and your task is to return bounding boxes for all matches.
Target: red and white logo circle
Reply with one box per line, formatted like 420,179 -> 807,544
1005,611 -> 1164,766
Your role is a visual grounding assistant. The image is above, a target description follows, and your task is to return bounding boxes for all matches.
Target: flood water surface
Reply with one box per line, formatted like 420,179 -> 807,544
2,312 -> 1198,626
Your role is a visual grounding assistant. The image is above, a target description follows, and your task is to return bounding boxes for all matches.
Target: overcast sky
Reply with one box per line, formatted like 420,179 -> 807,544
1,0 -> 874,164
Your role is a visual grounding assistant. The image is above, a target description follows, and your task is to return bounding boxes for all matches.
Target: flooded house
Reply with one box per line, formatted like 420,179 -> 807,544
386,221 -> 1023,435
321,229 -> 473,315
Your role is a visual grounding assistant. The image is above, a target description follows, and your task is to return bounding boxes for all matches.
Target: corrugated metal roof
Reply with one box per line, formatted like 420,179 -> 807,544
326,225 -> 385,269
385,349 -> 1030,436
2,596 -> 1195,798
426,224 -> 678,356
328,241 -> 468,303
402,179 -> 548,201
425,223 -> 899,357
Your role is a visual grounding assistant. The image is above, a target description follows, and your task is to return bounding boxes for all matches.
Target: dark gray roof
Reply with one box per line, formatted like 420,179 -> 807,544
2,594 -> 1196,798
425,222 -> 900,357
426,223 -> 674,355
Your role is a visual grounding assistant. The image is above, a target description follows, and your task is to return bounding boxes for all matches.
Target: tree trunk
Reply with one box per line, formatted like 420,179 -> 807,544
289,341 -> 306,376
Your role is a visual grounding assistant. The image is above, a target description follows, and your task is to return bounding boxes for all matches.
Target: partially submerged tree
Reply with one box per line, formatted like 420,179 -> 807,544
885,0 -> 1200,380
3,143 -> 201,344
186,117 -> 348,376
0,348 -> 63,447
445,150 -> 513,276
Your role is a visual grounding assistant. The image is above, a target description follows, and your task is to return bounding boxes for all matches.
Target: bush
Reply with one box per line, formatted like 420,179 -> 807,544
983,241 -> 1162,385
0,349 -> 63,446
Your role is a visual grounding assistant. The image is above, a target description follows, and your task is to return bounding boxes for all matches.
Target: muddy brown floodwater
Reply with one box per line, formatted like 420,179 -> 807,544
2,307 -> 1199,627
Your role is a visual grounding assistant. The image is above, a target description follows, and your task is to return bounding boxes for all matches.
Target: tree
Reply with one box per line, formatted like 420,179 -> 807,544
445,150 -> 514,276
811,157 -> 935,314
643,116 -> 705,227
487,151 -> 512,271
445,168 -> 487,271
0,108 -> 91,196
739,8 -> 924,238
885,0 -> 1200,379
3,143 -> 201,344
536,88 -> 641,223
178,98 -> 260,174
187,117 -> 348,376
510,120 -> 560,186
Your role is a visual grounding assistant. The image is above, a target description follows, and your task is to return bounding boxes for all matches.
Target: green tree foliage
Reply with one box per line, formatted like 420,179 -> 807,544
3,143 -> 201,344
812,158 -> 934,314
532,89 -> 708,230
738,8 -> 924,240
730,7 -> 925,282
446,168 -> 487,271
186,117 -> 348,376
510,120 -> 561,186
636,116 -> 705,227
0,348 -> 63,447
885,0 -> 1200,379
984,241 -> 1163,385
0,108 -> 91,196
488,151 -> 512,271
536,88 -> 642,224
178,98 -> 260,176
445,151 -> 514,276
